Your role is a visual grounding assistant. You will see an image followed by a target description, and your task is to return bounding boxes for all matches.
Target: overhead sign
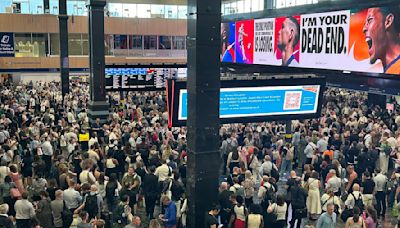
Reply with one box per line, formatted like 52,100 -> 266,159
178,85 -> 320,120
221,5 -> 400,75
0,33 -> 15,57
167,77 -> 325,127
105,67 -> 186,91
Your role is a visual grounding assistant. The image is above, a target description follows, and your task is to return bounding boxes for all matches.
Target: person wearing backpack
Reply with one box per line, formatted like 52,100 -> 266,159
229,177 -> 245,199
112,194 -> 132,228
74,185 -> 103,220
343,184 -> 364,222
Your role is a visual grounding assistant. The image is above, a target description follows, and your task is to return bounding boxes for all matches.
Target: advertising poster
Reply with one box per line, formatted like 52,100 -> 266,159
221,22 -> 236,62
254,18 -> 280,65
348,6 -> 400,75
300,10 -> 350,69
235,20 -> 254,64
274,15 -> 301,66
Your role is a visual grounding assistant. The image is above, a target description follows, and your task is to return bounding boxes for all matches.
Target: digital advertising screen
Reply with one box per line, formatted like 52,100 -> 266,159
167,77 -> 325,127
105,67 -> 187,91
222,4 -> 400,76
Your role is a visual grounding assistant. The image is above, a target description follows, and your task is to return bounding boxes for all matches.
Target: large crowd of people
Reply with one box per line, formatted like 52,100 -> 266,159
0,78 -> 400,228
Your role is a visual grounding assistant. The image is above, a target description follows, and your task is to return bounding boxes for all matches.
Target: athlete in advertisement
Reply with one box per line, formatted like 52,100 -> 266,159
221,23 -> 235,62
277,17 -> 300,66
238,23 -> 250,61
363,6 -> 400,74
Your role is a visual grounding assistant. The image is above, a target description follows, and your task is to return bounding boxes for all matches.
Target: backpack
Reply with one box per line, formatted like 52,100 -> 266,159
112,203 -> 128,225
351,192 -> 364,211
234,185 -> 245,198
106,181 -> 118,199
226,139 -> 236,153
262,185 -> 276,203
84,194 -> 99,218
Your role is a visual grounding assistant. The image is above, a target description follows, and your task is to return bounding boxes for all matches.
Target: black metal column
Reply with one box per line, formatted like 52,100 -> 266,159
87,0 -> 109,124
58,0 -> 69,97
186,0 -> 221,227
265,0 -> 274,10
44,0 -> 50,14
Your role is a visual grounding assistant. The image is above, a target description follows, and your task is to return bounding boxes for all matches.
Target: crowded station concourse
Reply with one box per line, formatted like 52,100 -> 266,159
0,77 -> 399,228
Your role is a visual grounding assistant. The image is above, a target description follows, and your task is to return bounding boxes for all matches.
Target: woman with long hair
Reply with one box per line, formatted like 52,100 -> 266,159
345,207 -> 366,228
267,195 -> 287,228
227,148 -> 241,174
230,195 -> 247,228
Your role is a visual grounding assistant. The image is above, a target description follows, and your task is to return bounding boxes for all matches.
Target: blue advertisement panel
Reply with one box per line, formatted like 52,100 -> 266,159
0,33 -> 14,57
178,85 -> 320,120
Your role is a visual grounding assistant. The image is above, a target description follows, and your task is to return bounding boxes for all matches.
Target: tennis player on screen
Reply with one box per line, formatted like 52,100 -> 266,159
238,23 -> 250,61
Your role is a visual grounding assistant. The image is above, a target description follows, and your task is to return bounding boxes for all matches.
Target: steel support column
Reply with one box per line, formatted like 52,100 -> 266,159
58,0 -> 69,97
87,0 -> 109,124
186,0 -> 221,227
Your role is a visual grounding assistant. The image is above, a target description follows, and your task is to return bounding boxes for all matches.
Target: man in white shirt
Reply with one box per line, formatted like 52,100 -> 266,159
326,169 -> 341,196
373,168 -> 388,218
15,192 -> 35,228
304,137 -> 316,164
317,134 -> 328,153
41,136 -> 53,177
344,184 -> 362,209
155,160 -> 171,182
63,180 -> 82,213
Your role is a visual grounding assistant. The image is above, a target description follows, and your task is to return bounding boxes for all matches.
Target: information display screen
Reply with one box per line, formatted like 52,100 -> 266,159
178,85 -> 320,120
167,77 -> 325,127
221,4 -> 400,76
105,67 -> 186,91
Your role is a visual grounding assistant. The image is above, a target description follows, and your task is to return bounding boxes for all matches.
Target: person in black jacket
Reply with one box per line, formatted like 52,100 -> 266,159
218,182 -> 233,227
143,166 -> 158,219
0,204 -> 13,228
289,179 -> 308,228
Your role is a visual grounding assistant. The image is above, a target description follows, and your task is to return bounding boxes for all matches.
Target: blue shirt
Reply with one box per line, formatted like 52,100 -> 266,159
316,212 -> 336,228
164,201 -> 177,227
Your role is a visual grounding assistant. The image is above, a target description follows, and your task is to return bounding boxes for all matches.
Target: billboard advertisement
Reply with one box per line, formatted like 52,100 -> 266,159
235,20 -> 254,64
222,5 -> 400,76
221,22 -> 236,62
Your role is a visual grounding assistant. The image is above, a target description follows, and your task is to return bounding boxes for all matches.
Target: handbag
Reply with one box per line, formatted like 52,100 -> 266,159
10,187 -> 21,199
294,208 -> 308,219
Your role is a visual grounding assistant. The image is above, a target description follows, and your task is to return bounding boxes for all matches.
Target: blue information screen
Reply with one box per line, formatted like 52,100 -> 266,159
178,85 -> 320,120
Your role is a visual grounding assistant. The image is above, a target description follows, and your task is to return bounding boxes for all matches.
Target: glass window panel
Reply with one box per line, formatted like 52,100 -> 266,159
108,3 -> 123,17
31,33 -> 48,56
50,33 -> 59,55
158,36 -> 171,49
82,34 -> 89,55
122,4 -> 137,18
137,4 -> 150,18
151,5 -> 164,18
164,5 -> 177,19
114,35 -> 128,49
144,35 -> 157,49
68,33 -> 82,55
244,0 -> 251,12
104,34 -> 113,55
258,0 -> 264,10
275,0 -> 286,8
49,0 -> 58,14
12,1 -> 30,14
29,0 -> 43,14
0,1 -> 13,13
286,0 -> 296,7
236,1 -> 244,14
15,33 -> 32,57
129,35 -> 142,49
177,5 -> 187,19
172,36 -> 185,50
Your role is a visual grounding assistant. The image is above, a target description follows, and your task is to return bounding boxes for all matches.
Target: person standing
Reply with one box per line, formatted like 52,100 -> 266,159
267,195 -> 287,228
0,204 -> 13,228
51,190 -> 65,228
316,203 -> 337,228
306,171 -> 322,220
205,204 -> 222,228
290,179 -> 307,228
373,168 -> 388,219
14,192 -> 35,228
36,191 -> 54,228
159,196 -> 177,228
143,166 -> 158,219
